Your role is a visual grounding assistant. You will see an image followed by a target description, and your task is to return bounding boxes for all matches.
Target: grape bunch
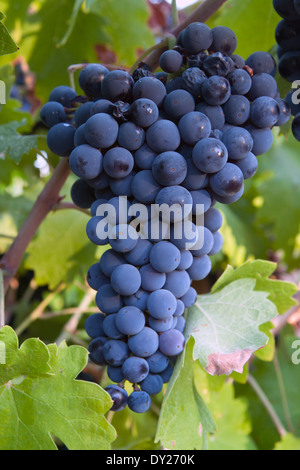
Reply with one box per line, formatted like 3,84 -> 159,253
41,21 -> 289,414
273,0 -> 300,141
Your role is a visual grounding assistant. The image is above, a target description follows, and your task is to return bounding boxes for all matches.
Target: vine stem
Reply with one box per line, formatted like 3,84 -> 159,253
247,374 -> 288,438
172,0 -> 179,29
0,158 -> 71,295
273,352 -> 294,433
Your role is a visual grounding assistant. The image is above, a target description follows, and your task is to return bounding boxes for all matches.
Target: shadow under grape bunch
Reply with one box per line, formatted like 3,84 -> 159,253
40,21 -> 290,414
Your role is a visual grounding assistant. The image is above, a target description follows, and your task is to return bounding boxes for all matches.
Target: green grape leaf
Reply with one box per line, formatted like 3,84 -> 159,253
235,335 -> 300,450
155,339 -> 216,450
274,434 -> 300,451
156,339 -> 255,450
0,119 -> 38,163
185,278 -> 278,376
25,210 -> 100,289
0,326 -> 116,450
0,12 -> 18,56
212,259 -> 298,315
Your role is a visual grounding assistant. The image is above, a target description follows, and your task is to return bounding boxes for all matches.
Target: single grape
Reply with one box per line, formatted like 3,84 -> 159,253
79,64 -> 109,99
122,357 -> 149,383
163,270 -> 191,299
160,363 -> 174,383
40,101 -> 67,128
245,125 -> 273,156
181,68 -> 207,98
204,208 -> 223,233
155,186 -> 193,223
101,70 -> 133,102
108,224 -> 139,253
209,231 -> 224,256
178,111 -> 212,146
146,352 -> 169,374
69,145 -> 103,180
117,121 -> 145,151
192,138 -> 228,173
124,289 -> 149,311
71,179 -> 96,209
201,76 -> 231,106
182,22 -> 213,54
87,263 -> 110,291
130,98 -> 159,128
91,99 -> 113,115
160,50 -> 183,73
209,26 -> 237,55
99,249 -> 124,277
210,162 -> 244,197
147,289 -> 177,319
292,113 -> 300,141
180,287 -> 197,308
88,336 -> 107,366
245,51 -> 277,76
146,120 -> 181,153
278,51 -> 300,82
115,306 -> 145,336
163,90 -> 195,121
227,69 -> 252,96
222,95 -> 250,126
128,391 -> 151,413
124,238 -> 153,267
74,124 -> 88,147
273,0 -> 300,20
140,264 -> 166,292
187,255 -> 212,281
152,151 -> 187,187
222,128 -> 253,160
74,102 -> 94,127
148,316 -> 174,333
85,313 -> 105,338
102,339 -> 130,367
250,97 -> 280,128
84,113 -> 119,148
195,102 -> 225,130
47,123 -> 76,157
134,144 -> 157,170
128,327 -> 159,358
110,172 -> 136,197
275,98 -> 291,126
133,76 -> 167,107
103,147 -> 134,179
159,329 -> 185,357
49,85 -> 77,107
107,366 -> 124,384
140,374 -> 164,396
105,385 -> 128,412
95,284 -> 124,315
235,153 -> 258,180
131,170 -> 162,204
111,264 -> 141,296
103,314 -> 124,340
